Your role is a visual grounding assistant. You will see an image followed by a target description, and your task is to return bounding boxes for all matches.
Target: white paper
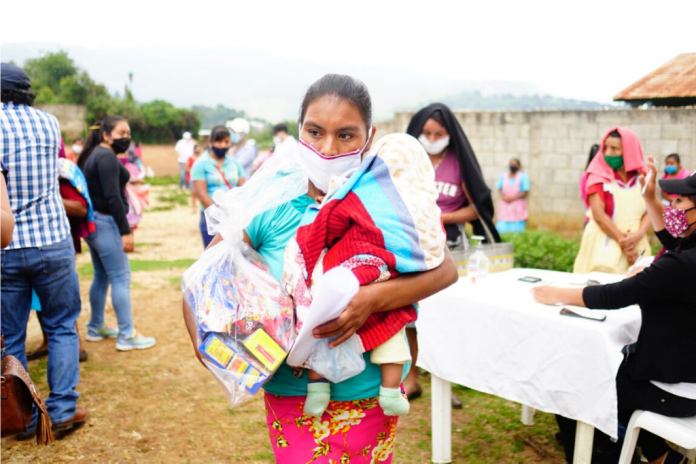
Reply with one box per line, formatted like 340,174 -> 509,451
287,267 -> 360,367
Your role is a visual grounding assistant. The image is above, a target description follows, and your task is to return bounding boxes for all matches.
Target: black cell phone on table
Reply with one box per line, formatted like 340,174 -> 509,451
518,276 -> 542,283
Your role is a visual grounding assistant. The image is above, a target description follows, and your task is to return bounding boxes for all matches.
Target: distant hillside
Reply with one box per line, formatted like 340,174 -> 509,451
433,91 -> 614,111
192,105 -> 247,130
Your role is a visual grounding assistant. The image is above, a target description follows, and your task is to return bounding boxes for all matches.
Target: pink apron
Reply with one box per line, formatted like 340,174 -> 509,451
497,173 -> 528,222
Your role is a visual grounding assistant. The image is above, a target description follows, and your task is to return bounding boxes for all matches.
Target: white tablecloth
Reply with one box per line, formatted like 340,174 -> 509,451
418,268 -> 642,438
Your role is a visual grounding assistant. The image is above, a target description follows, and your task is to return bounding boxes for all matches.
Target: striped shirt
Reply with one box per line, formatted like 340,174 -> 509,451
1,102 -> 70,249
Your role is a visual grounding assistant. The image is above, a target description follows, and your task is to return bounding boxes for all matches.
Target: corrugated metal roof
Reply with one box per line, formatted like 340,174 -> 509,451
614,53 -> 696,101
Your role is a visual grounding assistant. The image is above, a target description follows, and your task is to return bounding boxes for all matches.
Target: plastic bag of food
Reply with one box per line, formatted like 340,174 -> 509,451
306,335 -> 366,384
182,151 -> 307,407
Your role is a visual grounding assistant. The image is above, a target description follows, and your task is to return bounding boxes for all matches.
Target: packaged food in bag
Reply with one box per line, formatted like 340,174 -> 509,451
181,151 -> 307,407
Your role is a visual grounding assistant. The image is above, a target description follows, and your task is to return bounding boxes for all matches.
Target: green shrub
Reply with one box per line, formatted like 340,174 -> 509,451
502,230 -> 580,273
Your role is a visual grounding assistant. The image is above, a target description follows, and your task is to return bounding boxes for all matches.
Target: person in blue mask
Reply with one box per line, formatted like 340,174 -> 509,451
191,125 -> 246,247
661,153 -> 690,205
226,118 -> 257,178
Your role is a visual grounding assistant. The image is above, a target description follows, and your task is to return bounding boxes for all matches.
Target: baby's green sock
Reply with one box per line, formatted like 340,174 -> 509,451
379,386 -> 410,416
304,382 -> 330,418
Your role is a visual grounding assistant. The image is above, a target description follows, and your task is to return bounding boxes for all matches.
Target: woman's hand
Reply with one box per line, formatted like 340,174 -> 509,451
313,249 -> 458,348
619,229 -> 643,251
532,286 -> 561,305
624,247 -> 639,265
122,232 -> 135,253
182,300 -> 208,369
533,286 -> 586,307
639,156 -> 658,199
312,286 -> 378,348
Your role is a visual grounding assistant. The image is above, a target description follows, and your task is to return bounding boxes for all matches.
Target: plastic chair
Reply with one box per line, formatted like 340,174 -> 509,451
618,410 -> 696,464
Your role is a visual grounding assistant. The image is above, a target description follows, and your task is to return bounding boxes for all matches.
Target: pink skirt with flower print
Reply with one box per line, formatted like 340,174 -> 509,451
264,393 -> 398,463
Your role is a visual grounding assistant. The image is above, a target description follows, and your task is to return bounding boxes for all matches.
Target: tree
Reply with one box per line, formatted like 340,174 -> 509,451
22,50 -> 201,143
24,50 -> 78,102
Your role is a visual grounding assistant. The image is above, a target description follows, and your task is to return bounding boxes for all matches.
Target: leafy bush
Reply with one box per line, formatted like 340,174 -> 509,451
502,230 -> 580,273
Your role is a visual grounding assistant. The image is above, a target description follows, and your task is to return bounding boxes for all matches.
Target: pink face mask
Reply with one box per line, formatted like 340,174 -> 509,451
663,205 -> 696,238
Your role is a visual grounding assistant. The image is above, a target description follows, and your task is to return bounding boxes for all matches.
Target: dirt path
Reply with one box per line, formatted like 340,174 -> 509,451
2,186 -> 564,463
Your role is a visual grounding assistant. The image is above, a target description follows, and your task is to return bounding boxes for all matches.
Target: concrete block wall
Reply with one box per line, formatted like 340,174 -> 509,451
374,108 -> 696,233
35,104 -> 87,140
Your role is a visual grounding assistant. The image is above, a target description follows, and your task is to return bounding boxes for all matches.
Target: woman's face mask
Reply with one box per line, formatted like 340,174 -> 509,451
604,155 -> 624,171
663,200 -> 696,237
72,144 -> 83,155
296,125 -> 372,194
110,137 -> 131,155
210,137 -> 231,159
105,121 -> 132,154
420,117 -> 450,155
603,135 -> 623,170
418,134 -> 450,156
211,146 -> 228,159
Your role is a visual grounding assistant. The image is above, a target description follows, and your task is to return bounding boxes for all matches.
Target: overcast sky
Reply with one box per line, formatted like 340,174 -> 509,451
2,0 -> 695,120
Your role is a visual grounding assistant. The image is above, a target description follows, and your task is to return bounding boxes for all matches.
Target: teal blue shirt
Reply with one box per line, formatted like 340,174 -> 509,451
190,151 -> 244,210
246,195 -> 408,400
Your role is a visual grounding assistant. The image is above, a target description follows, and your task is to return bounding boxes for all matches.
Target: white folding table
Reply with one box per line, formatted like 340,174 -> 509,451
418,268 -> 642,463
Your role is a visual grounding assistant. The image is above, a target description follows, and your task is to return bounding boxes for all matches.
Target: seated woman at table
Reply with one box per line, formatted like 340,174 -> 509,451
573,127 -> 651,275
533,172 -> 696,464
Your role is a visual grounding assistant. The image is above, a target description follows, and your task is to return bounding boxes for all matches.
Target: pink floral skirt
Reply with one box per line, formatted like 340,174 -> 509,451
264,393 -> 398,463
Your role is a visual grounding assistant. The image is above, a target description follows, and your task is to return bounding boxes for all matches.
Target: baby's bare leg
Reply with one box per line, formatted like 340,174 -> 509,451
307,369 -> 324,382
381,363 -> 403,389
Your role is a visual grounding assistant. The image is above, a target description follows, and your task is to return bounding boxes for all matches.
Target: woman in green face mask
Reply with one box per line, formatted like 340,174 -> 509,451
574,128 -> 652,274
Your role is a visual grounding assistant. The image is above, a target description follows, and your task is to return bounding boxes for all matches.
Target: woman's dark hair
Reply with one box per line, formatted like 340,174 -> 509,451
0,89 -> 36,106
666,153 -> 681,164
428,110 -> 447,130
77,115 -> 127,170
299,74 -> 372,132
586,143 -> 600,168
209,125 -> 230,144
72,137 -> 84,144
607,130 -> 621,139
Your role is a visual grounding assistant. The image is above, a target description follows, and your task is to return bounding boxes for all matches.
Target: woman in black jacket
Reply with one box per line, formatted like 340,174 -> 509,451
79,116 -> 155,352
534,158 -> 696,464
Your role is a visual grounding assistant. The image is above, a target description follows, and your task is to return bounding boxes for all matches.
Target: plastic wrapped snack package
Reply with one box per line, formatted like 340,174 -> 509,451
181,151 -> 308,407
306,335 -> 366,384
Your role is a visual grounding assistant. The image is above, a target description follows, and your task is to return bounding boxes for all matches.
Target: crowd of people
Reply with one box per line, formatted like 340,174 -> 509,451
2,60 -> 695,463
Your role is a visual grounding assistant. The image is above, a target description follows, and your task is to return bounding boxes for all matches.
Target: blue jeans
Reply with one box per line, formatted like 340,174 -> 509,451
199,211 -> 215,248
1,237 -> 81,423
85,212 -> 134,336
179,162 -> 187,190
